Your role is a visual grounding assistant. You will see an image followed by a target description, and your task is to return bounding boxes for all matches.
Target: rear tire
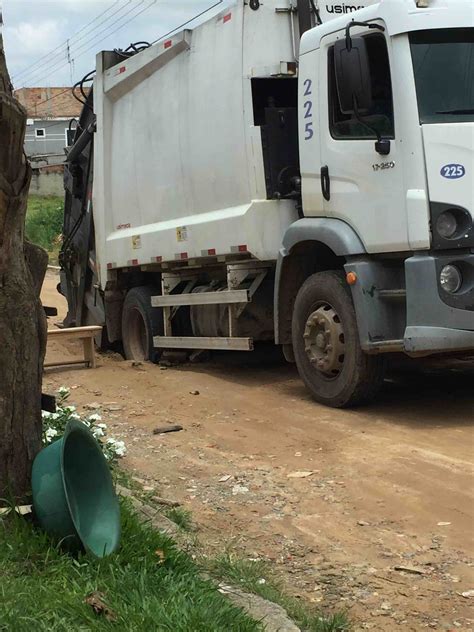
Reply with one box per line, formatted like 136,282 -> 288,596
292,271 -> 385,408
122,286 -> 163,362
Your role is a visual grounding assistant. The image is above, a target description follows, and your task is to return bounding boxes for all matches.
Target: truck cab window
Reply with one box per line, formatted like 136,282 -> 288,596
328,34 -> 395,140
410,28 -> 474,124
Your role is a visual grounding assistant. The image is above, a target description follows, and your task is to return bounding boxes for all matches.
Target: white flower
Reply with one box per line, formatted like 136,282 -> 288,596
69,413 -> 81,421
41,411 -> 52,420
58,386 -> 70,397
45,428 -> 58,443
63,405 -> 76,414
104,437 -> 126,458
92,426 -> 105,438
108,438 -> 126,457
97,423 -> 107,430
88,413 -> 102,423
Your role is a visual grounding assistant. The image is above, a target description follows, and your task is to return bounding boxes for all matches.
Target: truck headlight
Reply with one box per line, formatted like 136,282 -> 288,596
436,211 -> 458,239
440,265 -> 462,293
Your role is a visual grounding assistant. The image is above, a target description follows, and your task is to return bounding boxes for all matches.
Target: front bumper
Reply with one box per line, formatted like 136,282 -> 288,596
404,253 -> 474,353
347,252 -> 474,356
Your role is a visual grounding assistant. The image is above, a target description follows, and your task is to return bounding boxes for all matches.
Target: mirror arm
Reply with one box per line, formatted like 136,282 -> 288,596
345,21 -> 385,51
352,98 -> 381,141
352,98 -> 391,155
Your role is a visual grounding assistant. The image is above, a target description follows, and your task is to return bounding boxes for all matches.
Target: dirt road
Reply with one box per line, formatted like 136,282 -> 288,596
42,271 -> 474,631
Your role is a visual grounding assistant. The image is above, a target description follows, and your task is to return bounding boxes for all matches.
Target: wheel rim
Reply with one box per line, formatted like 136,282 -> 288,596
127,308 -> 148,360
303,303 -> 345,378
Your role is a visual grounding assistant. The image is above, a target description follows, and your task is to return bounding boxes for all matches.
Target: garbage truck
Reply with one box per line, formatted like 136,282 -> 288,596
60,0 -> 474,407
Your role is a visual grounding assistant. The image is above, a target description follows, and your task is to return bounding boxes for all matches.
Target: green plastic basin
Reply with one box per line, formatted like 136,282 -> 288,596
32,419 -> 121,557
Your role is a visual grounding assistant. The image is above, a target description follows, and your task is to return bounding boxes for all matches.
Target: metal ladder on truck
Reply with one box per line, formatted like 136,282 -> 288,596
151,261 -> 270,352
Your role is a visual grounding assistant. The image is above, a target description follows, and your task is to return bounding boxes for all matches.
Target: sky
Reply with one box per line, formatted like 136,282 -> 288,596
2,0 -> 218,88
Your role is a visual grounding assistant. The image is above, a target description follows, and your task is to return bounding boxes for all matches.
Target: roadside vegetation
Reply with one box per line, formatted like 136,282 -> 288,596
1,388 -> 259,630
6,386 -> 350,631
206,553 -> 351,632
120,472 -> 351,631
165,507 -> 194,532
0,502 -> 261,631
26,195 -> 63,262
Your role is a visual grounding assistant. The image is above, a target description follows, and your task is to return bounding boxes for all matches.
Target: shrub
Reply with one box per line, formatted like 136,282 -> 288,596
26,195 -> 64,252
42,387 -> 127,464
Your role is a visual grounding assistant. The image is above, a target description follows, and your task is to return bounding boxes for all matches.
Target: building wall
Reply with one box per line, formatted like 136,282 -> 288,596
25,118 -> 71,163
30,166 -> 64,197
14,87 -> 87,166
14,87 -> 87,119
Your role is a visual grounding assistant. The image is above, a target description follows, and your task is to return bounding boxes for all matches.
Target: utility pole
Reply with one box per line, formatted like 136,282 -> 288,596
0,26 -> 48,498
67,39 -> 74,84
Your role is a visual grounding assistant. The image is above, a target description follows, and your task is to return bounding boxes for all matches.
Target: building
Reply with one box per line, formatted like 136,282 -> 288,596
13,87 -> 88,167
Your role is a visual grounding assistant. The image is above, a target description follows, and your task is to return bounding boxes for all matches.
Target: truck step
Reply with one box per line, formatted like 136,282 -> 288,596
151,289 -> 249,307
153,336 -> 254,351
378,289 -> 406,300
366,339 -> 404,353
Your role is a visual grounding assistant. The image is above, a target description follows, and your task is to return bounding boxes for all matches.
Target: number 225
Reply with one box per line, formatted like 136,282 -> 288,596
303,79 -> 313,141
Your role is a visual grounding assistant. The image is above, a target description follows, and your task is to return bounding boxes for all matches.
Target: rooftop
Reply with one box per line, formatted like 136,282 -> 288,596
13,87 -> 90,119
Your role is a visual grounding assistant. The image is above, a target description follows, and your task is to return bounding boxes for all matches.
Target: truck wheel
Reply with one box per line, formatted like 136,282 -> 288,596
292,271 -> 385,408
122,286 -> 163,362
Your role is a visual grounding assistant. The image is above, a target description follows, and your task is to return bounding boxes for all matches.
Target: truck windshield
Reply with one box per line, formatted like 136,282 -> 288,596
410,28 -> 474,124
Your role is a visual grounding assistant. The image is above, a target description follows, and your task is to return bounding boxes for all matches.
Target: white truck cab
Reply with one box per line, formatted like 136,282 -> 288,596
60,0 -> 474,407
296,0 -> 474,355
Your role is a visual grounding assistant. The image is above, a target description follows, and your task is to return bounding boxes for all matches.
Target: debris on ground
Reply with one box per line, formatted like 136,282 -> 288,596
286,471 -> 315,479
232,484 -> 250,495
152,424 -> 183,435
152,496 -> 181,508
85,591 -> 117,622
393,565 -> 426,575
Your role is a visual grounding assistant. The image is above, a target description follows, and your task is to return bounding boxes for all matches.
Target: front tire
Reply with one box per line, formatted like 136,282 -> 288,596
292,271 -> 385,408
122,286 -> 163,362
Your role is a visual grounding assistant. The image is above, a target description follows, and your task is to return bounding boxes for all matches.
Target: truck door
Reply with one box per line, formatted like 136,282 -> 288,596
318,26 -> 408,253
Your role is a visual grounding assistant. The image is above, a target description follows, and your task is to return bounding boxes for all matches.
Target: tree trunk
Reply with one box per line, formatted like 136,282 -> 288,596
0,34 -> 48,499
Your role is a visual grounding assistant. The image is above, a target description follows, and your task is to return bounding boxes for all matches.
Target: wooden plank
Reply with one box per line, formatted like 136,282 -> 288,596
46,326 -> 101,369
44,359 -> 89,368
83,336 -> 96,369
47,325 -> 102,337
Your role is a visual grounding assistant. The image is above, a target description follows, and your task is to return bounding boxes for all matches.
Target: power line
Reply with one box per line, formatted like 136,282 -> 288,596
12,0 -> 127,82
19,0 -> 149,88
16,0 -> 146,87
19,0 -> 155,88
151,0 -> 223,45
20,0 -> 224,102
14,0 -> 205,86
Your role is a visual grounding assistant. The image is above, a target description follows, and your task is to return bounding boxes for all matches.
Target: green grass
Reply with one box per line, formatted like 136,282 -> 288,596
205,553 -> 351,632
26,195 -> 64,261
0,501 -> 262,632
165,507 -> 194,532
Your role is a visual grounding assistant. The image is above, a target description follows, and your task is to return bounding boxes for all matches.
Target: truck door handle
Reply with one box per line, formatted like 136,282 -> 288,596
321,165 -> 330,201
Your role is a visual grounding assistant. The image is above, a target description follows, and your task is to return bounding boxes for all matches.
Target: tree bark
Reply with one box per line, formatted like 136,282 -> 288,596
0,34 -> 48,499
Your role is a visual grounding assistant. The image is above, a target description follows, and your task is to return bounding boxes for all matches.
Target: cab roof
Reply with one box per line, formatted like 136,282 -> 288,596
301,0 -> 474,54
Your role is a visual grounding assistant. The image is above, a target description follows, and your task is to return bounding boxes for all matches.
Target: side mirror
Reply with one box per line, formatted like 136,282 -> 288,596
333,37 -> 373,115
